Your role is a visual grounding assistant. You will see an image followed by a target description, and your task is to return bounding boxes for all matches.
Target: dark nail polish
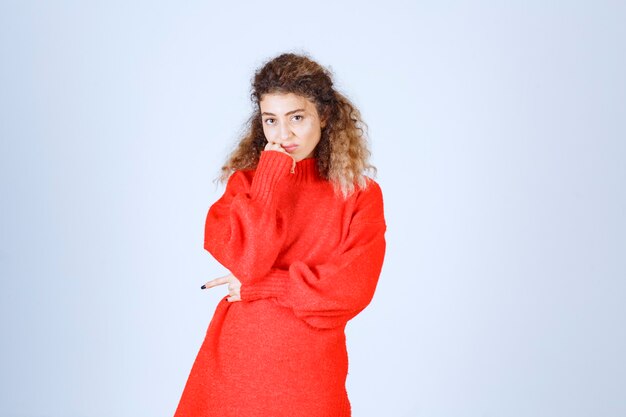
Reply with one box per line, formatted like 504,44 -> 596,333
201,285 -> 206,289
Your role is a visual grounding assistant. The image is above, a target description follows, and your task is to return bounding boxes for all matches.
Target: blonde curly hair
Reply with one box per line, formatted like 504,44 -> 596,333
217,51 -> 377,199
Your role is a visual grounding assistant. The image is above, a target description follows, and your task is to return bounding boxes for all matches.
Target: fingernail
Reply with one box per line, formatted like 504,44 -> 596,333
201,285 -> 206,289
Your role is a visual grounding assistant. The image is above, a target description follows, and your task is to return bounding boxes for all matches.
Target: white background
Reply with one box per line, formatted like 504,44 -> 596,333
1,1 -> 625,416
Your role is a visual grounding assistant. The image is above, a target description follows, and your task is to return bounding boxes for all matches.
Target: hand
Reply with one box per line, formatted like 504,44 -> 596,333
264,141 -> 296,171
201,272 -> 242,302
264,140 -> 288,154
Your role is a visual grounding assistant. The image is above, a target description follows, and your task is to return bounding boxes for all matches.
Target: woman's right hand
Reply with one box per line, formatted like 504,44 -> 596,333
264,141 -> 296,171
201,272 -> 242,302
264,140 -> 288,153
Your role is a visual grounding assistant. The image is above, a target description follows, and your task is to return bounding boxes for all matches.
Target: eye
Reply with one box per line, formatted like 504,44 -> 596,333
264,118 -> 275,125
292,115 -> 303,122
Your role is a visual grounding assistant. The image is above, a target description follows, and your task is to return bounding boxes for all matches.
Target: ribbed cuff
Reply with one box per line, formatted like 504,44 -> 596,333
240,269 -> 290,302
249,151 -> 294,203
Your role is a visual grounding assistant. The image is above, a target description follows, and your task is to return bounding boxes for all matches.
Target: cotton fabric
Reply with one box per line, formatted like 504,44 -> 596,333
174,150 -> 387,417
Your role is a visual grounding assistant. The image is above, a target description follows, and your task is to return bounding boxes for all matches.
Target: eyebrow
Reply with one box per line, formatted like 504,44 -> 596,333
261,108 -> 306,116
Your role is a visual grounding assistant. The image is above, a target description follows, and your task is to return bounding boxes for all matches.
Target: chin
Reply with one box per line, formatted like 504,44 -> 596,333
296,152 -> 314,161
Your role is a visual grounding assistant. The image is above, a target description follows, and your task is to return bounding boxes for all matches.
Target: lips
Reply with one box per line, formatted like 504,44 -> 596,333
282,145 -> 298,153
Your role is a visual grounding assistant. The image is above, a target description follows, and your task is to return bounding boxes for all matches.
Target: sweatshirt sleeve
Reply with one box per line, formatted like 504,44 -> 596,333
203,150 -> 294,282
239,180 -> 387,330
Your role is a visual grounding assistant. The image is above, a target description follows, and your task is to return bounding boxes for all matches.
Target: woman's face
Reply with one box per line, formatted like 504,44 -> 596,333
260,92 -> 325,162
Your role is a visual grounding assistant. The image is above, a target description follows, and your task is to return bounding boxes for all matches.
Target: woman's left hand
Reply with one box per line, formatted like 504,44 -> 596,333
201,272 -> 242,302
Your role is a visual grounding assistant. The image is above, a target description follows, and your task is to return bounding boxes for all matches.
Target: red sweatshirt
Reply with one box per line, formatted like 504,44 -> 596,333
174,150 -> 387,417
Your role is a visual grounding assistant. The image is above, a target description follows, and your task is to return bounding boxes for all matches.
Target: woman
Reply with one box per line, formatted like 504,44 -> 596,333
174,52 -> 387,417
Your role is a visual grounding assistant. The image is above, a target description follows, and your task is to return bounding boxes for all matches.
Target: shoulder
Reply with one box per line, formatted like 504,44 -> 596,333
362,176 -> 384,198
355,176 -> 384,204
350,176 -> 386,224
224,168 -> 255,190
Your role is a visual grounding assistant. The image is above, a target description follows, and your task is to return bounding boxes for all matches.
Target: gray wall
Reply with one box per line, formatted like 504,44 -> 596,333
1,1 -> 624,416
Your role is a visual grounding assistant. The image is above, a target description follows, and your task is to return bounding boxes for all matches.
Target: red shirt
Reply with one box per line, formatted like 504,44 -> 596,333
174,150 -> 387,417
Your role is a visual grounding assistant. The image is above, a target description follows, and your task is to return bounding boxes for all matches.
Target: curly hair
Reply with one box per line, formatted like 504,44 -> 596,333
216,51 -> 377,199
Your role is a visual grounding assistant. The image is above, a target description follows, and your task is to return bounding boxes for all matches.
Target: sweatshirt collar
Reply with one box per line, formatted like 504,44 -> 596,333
292,157 -> 321,182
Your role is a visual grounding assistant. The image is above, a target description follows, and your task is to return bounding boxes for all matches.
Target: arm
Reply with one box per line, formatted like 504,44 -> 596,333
239,180 -> 387,330
203,150 -> 294,282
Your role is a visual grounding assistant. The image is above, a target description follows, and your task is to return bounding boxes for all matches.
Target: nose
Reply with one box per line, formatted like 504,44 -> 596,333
277,121 -> 292,142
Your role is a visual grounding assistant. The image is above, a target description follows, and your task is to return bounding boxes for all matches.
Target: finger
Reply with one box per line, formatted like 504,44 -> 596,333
201,275 -> 230,289
226,295 -> 241,302
266,146 -> 286,153
265,141 -> 287,153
